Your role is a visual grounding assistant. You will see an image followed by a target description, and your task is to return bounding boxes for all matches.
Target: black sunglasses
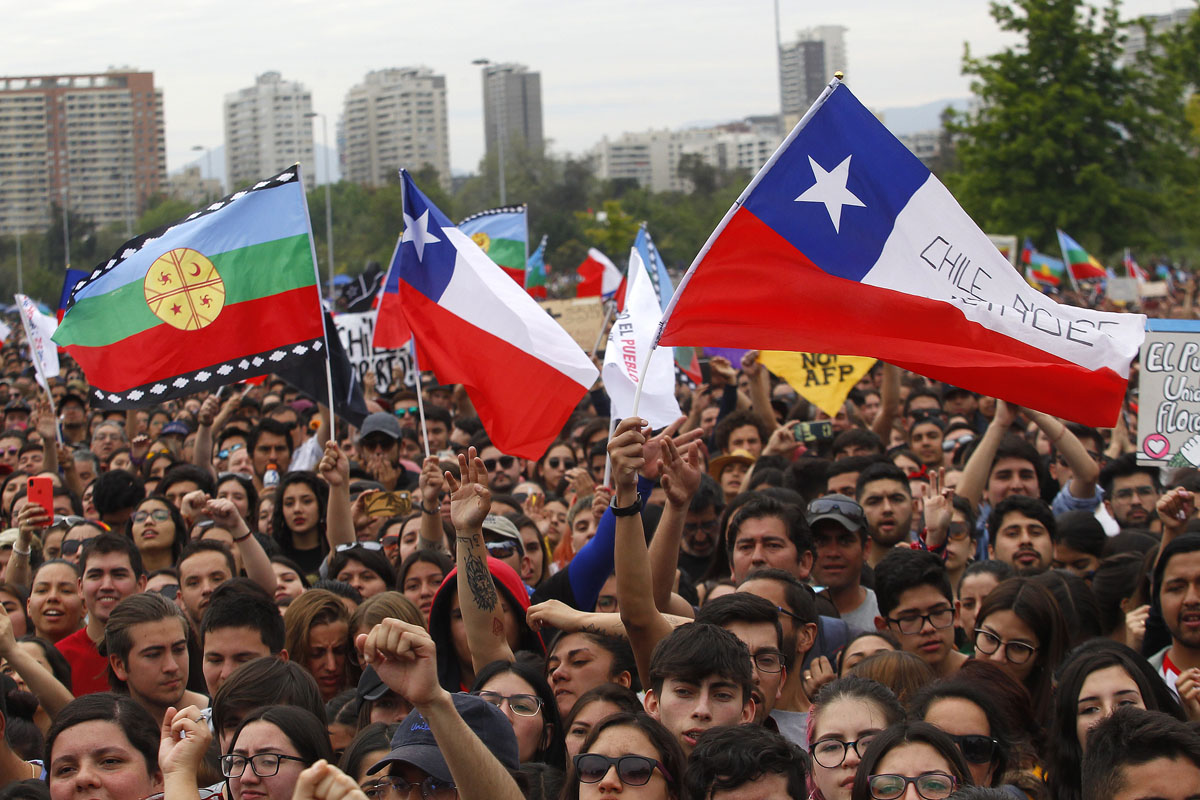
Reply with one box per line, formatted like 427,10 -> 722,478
574,753 -> 671,786
946,733 -> 998,765
61,537 -> 97,557
483,456 -> 516,471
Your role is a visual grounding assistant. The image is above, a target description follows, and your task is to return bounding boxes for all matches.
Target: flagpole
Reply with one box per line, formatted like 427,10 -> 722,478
591,300 -> 616,359
412,340 -> 431,459
632,74 -> 845,419
15,296 -> 62,446
297,162 -> 340,437
601,415 -> 617,487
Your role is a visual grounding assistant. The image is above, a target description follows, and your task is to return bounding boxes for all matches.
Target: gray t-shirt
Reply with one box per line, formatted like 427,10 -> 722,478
839,588 -> 881,636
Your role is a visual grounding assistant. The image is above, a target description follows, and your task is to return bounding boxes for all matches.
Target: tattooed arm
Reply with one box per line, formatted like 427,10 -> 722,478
448,448 -> 515,673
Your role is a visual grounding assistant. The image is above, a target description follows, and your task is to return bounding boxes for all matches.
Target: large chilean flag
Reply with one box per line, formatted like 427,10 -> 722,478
657,81 -> 1144,427
374,171 -> 597,458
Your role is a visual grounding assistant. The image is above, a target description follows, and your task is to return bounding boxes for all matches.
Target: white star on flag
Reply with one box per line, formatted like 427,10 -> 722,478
402,209 -> 441,261
794,154 -> 865,233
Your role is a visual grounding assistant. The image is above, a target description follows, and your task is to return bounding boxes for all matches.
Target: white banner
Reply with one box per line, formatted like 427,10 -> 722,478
16,294 -> 59,391
334,312 -> 418,394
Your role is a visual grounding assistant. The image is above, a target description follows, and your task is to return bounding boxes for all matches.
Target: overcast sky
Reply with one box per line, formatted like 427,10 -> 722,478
2,0 -> 1186,176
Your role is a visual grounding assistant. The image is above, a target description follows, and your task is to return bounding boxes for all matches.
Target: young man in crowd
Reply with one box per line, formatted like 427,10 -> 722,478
1102,453 -> 1163,532
726,494 -> 814,584
808,495 -> 878,633
199,578 -> 287,695
855,462 -> 916,567
678,474 -> 724,580
684,725 -> 808,800
56,532 -> 147,696
176,540 -> 235,629
987,495 -> 1055,573
1083,707 -> 1200,799
874,548 -> 967,677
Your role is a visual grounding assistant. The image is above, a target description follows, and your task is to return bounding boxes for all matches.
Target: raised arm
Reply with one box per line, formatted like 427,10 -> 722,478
869,363 -> 900,442
204,496 -> 276,594
741,351 -> 776,431
4,502 -> 50,588
1027,409 -> 1099,499
0,605 -> 73,715
193,394 -> 221,478
1156,488 -> 1196,568
610,417 -> 675,690
447,448 -> 513,671
317,440 -> 355,552
418,456 -> 448,552
956,399 -> 1016,510
648,436 -> 702,612
360,619 -> 524,800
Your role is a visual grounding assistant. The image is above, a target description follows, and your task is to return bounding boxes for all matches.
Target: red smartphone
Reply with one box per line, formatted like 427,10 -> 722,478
27,476 -> 54,520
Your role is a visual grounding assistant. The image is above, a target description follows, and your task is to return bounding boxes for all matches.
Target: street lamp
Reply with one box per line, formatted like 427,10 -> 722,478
191,144 -> 216,198
473,58 -> 507,205
305,112 -> 334,297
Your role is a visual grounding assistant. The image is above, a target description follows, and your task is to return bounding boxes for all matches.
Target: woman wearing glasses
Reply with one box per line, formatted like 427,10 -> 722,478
1047,639 -> 1186,800
534,440 -> 577,495
972,578 -> 1067,715
563,712 -> 684,800
910,680 -> 1015,790
223,705 -> 332,800
470,659 -> 566,768
128,495 -> 186,572
807,675 -> 905,800
849,721 -> 973,800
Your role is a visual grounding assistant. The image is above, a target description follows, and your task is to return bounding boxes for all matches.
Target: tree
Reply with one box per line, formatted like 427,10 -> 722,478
946,0 -> 1200,258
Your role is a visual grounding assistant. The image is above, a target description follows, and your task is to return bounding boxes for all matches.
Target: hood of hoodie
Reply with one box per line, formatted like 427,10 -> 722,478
428,555 -> 544,691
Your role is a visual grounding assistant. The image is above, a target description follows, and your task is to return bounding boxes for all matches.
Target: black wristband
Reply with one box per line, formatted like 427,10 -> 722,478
610,492 -> 642,517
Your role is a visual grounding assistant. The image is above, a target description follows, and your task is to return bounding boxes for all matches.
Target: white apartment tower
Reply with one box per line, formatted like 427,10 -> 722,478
223,72 -> 315,191
780,25 -> 848,119
481,63 -> 544,157
341,68 -> 450,190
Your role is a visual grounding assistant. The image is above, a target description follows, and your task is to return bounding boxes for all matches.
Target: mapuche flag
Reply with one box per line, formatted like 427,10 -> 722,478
458,205 -> 527,285
655,80 -> 1144,427
54,167 -> 328,408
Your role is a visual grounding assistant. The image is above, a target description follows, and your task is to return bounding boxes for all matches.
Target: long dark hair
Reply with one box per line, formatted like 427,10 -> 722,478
910,680 -> 1014,787
270,471 -> 328,549
1047,639 -> 1187,800
127,493 -> 187,565
561,712 -> 685,800
471,658 -> 566,769
975,578 -> 1067,715
850,721 -> 973,800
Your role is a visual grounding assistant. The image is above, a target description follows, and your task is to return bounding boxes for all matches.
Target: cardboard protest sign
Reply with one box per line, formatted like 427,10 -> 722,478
539,298 -> 607,352
1107,278 -> 1139,303
334,312 -> 417,393
758,351 -> 876,417
1137,321 -> 1200,467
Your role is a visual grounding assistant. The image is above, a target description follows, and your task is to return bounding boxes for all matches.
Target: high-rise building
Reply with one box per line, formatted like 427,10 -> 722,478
341,68 -> 450,190
223,72 -> 315,191
481,63 -> 543,158
1123,8 -> 1194,61
0,69 -> 165,235
779,25 -> 848,119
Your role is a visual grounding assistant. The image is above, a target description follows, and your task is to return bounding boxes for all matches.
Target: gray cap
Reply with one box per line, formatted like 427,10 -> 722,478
358,412 -> 402,442
481,514 -> 520,543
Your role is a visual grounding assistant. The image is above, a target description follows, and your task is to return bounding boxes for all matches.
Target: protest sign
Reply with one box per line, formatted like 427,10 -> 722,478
758,351 -> 876,417
1107,278 -> 1140,303
539,298 -> 607,352
1137,321 -> 1200,467
334,312 -> 416,393
1140,281 -> 1169,299
988,234 -> 1019,269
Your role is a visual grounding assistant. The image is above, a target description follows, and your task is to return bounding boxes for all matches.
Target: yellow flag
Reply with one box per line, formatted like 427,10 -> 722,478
758,352 -> 876,417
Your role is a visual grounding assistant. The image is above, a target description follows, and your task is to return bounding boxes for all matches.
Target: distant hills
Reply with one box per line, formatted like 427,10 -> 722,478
878,98 -> 972,136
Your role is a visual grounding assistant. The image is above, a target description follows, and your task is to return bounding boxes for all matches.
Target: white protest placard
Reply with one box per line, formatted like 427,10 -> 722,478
1137,321 -> 1200,467
334,312 -> 417,393
1141,281 -> 1169,299
1107,278 -> 1140,303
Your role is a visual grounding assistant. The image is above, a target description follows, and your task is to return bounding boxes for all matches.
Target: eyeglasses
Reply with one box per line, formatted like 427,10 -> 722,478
382,534 -> 400,548
811,736 -> 877,768
220,752 -> 308,778
217,443 -> 245,459
485,540 -> 518,559
751,650 -> 785,673
807,496 -> 867,525
574,753 -> 672,786
775,605 -> 805,623
133,508 -> 171,523
61,537 -> 96,557
973,629 -> 1038,665
886,607 -> 954,635
362,776 -> 457,800
947,522 -> 971,542
1112,485 -> 1157,501
473,690 -> 543,716
483,456 -> 515,472
945,733 -> 998,764
546,457 -> 575,470
336,541 -> 383,553
868,772 -> 957,800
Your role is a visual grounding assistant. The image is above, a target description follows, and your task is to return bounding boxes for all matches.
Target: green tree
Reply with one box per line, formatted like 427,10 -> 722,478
946,0 -> 1200,258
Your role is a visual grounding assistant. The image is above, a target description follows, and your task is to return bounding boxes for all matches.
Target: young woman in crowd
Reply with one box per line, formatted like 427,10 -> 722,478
544,629 -> 639,718
850,650 -> 935,705
511,512 -> 552,588
26,560 -> 82,643
270,471 -> 329,577
398,549 -> 452,626
838,632 -> 900,675
0,582 -> 28,638
561,712 -> 685,800
561,683 -> 644,759
127,494 -> 186,573
534,440 -> 576,495
849,721 -> 973,800
283,588 -> 353,702
222,705 -> 333,800
327,543 -> 395,599
215,472 -> 257,524
972,578 -> 1067,715
470,659 -> 566,768
910,679 -> 1016,791
338,721 -> 398,796
807,676 -> 906,800
269,555 -> 309,610
956,561 -> 1014,652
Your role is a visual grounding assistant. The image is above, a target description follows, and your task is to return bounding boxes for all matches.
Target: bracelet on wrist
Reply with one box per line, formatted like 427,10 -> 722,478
421,502 -> 439,514
11,544 -> 30,557
232,529 -> 253,543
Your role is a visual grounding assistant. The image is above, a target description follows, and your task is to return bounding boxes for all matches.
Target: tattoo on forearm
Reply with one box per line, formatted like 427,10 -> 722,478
464,551 -> 498,612
580,622 -> 628,640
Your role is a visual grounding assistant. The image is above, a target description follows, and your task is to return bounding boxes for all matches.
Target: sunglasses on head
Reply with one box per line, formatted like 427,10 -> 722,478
156,584 -> 180,601
808,496 -> 866,523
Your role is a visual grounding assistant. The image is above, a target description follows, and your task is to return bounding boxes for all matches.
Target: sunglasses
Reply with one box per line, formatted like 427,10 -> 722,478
155,584 -> 180,601
217,443 -> 245,460
945,733 -> 997,764
393,405 -> 420,417
485,540 -> 518,559
574,753 -> 671,786
483,456 -> 516,471
335,541 -> 383,553
947,522 -> 971,541
546,457 -> 575,470
61,536 -> 96,556
51,514 -> 86,529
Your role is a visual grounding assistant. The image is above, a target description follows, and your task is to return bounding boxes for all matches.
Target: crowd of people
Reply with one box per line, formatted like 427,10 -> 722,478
0,283 -> 1197,800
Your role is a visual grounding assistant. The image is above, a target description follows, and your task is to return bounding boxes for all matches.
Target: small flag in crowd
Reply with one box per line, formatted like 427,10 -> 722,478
54,166 -> 328,408
1124,249 -> 1148,284
526,235 -> 549,299
1021,237 -> 1066,290
633,224 -> 700,383
1056,229 -> 1108,286
758,351 -> 875,417
375,170 -> 597,458
57,268 -> 90,324
655,80 -> 1145,427
277,311 -> 369,428
602,230 -> 681,429
576,248 -> 622,301
341,261 -> 384,313
16,293 -> 59,391
458,205 -> 528,286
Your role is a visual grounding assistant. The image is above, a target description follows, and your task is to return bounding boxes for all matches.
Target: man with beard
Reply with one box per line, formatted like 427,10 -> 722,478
478,441 -> 524,493
856,463 -> 917,567
808,496 -> 877,634
1150,491 -> 1200,696
679,474 -> 724,581
1102,453 -> 1163,533
987,495 -> 1055,573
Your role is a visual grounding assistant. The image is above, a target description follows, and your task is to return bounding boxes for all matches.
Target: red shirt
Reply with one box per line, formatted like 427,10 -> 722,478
55,627 -> 111,697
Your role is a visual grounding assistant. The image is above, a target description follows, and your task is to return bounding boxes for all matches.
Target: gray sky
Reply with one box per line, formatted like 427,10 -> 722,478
3,0 -> 1185,176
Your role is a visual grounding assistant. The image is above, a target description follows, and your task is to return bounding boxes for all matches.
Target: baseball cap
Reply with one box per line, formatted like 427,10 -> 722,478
367,693 -> 519,781
806,496 -> 866,532
59,393 -> 87,411
356,665 -> 389,702
358,412 -> 402,443
161,421 -> 190,437
481,515 -> 520,543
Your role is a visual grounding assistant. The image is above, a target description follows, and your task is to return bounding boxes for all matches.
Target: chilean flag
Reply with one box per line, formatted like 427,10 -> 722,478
577,248 -> 623,302
657,80 -> 1144,427
374,171 -> 598,458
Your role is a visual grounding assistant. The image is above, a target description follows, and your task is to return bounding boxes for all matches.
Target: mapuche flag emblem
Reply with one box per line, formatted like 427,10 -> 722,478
54,166 -> 328,408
